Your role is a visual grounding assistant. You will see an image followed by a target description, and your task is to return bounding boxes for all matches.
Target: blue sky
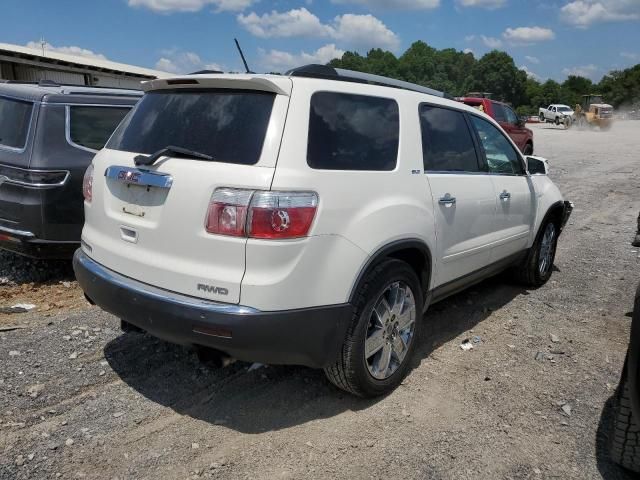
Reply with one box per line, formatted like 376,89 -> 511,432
2,0 -> 640,82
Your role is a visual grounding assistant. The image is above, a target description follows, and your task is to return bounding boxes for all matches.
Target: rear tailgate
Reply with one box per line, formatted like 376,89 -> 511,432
82,76 -> 292,304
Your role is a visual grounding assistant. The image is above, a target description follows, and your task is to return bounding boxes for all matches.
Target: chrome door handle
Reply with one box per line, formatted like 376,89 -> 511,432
499,191 -> 511,201
438,195 -> 456,206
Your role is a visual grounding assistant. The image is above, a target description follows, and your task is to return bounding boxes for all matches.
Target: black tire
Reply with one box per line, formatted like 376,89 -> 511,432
609,361 -> 640,472
324,259 -> 423,397
555,117 -> 560,126
523,143 -> 533,155
539,114 -> 545,122
512,219 -> 559,287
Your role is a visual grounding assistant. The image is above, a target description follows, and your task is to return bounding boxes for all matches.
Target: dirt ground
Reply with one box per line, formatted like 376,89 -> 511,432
1,121 -> 639,480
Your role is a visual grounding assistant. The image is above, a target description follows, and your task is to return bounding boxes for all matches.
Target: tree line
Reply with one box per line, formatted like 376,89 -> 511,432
327,41 -> 640,115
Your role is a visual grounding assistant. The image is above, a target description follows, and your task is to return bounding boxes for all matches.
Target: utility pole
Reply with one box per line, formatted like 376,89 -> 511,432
40,37 -> 46,57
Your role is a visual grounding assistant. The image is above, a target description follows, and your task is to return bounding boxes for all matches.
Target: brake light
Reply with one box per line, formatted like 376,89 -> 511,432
205,189 -> 318,239
82,164 -> 94,203
248,191 -> 318,239
205,188 -> 252,236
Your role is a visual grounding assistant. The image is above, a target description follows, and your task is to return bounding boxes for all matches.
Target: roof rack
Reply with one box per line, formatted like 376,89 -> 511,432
285,64 -> 451,99
189,69 -> 224,75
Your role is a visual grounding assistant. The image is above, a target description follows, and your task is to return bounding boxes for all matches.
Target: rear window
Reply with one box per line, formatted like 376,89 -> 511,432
68,106 -> 131,151
419,105 -> 479,172
0,96 -> 33,150
107,89 -> 275,165
307,92 -> 399,171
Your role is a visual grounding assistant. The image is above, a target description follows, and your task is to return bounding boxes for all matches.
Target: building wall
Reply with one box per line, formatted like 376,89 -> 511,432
0,59 -> 149,89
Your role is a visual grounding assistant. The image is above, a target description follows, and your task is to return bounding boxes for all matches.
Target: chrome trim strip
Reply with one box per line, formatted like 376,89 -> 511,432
0,163 -> 70,188
105,165 -> 173,188
0,225 -> 35,238
75,250 -> 259,315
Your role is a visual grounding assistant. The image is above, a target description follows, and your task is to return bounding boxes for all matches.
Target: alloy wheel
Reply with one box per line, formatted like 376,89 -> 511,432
364,281 -> 416,380
538,223 -> 556,275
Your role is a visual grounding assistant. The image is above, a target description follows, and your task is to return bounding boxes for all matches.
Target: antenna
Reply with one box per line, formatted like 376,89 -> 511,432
234,38 -> 253,74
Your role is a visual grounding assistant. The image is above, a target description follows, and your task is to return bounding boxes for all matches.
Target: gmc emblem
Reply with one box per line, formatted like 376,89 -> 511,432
197,283 -> 229,296
117,171 -> 141,183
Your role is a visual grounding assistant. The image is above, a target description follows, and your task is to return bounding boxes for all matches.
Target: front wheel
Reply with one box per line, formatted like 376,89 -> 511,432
324,259 -> 423,397
523,143 -> 533,155
555,117 -> 560,126
513,220 -> 558,287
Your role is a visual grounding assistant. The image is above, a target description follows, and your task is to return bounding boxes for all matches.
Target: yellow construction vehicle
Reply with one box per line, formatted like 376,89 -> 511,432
575,94 -> 614,130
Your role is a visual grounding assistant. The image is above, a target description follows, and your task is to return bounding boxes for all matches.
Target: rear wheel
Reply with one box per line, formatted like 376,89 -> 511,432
513,220 -> 558,287
324,259 -> 423,397
555,117 -> 560,126
609,361 -> 640,472
539,114 -> 545,122
523,143 -> 533,155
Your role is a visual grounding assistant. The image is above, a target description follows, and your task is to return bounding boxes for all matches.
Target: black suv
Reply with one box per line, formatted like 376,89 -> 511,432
0,81 -> 140,258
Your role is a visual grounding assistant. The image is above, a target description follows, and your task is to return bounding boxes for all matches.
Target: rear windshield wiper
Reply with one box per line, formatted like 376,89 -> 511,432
134,146 -> 213,166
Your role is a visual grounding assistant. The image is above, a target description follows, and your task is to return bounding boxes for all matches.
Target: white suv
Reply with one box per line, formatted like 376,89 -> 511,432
74,65 -> 572,397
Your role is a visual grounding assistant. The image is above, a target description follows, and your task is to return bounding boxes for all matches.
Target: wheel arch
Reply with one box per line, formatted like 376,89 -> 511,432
536,201 -> 565,239
348,239 -> 433,304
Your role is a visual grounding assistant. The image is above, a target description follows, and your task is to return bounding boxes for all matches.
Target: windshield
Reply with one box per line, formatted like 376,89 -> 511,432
107,89 -> 275,165
557,107 -> 572,112
0,96 -> 33,150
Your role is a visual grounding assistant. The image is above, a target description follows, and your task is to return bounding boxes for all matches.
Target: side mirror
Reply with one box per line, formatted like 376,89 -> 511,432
526,156 -> 549,175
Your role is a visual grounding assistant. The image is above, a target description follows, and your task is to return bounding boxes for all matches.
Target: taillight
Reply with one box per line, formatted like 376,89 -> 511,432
248,191 -> 318,239
82,164 -> 94,203
205,188 -> 252,236
205,189 -> 318,239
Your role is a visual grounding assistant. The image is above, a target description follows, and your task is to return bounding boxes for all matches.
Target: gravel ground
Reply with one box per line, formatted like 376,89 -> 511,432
1,121 -> 639,480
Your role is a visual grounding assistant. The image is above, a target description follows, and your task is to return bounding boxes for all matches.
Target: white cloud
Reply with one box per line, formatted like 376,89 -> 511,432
332,14 -> 400,51
238,9 -> 401,51
621,51 -> 639,60
260,44 -> 345,71
26,41 -> 106,60
562,64 -> 599,79
480,35 -> 503,48
154,49 -> 222,74
237,8 -> 331,38
464,34 -> 476,41
503,26 -> 555,44
520,65 -> 541,80
456,0 -> 507,9
128,0 -> 254,13
463,48 -> 474,55
525,55 -> 540,64
330,0 -> 440,9
560,0 -> 640,27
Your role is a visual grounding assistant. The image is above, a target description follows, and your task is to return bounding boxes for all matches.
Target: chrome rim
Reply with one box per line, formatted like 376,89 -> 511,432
538,223 -> 556,275
364,281 -> 416,380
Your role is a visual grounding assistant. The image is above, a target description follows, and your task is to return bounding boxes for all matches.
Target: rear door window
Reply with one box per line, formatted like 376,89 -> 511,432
0,96 -> 33,150
419,105 -> 479,172
307,92 -> 399,171
491,102 -> 507,122
68,106 -> 131,151
107,89 -> 275,165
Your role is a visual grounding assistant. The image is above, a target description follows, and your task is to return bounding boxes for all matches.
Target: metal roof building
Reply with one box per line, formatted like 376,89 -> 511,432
0,42 -> 170,89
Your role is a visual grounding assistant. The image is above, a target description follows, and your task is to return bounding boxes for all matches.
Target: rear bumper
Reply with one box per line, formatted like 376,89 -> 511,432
73,249 -> 352,368
0,225 -> 78,259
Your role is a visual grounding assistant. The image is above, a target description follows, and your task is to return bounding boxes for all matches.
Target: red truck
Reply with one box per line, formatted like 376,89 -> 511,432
457,96 -> 534,155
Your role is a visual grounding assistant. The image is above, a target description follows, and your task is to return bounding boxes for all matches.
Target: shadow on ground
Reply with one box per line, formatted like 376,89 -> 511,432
0,250 -> 74,285
105,275 -> 526,434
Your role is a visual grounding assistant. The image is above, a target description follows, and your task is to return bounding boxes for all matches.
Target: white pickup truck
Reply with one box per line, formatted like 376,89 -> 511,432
539,104 -> 574,127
